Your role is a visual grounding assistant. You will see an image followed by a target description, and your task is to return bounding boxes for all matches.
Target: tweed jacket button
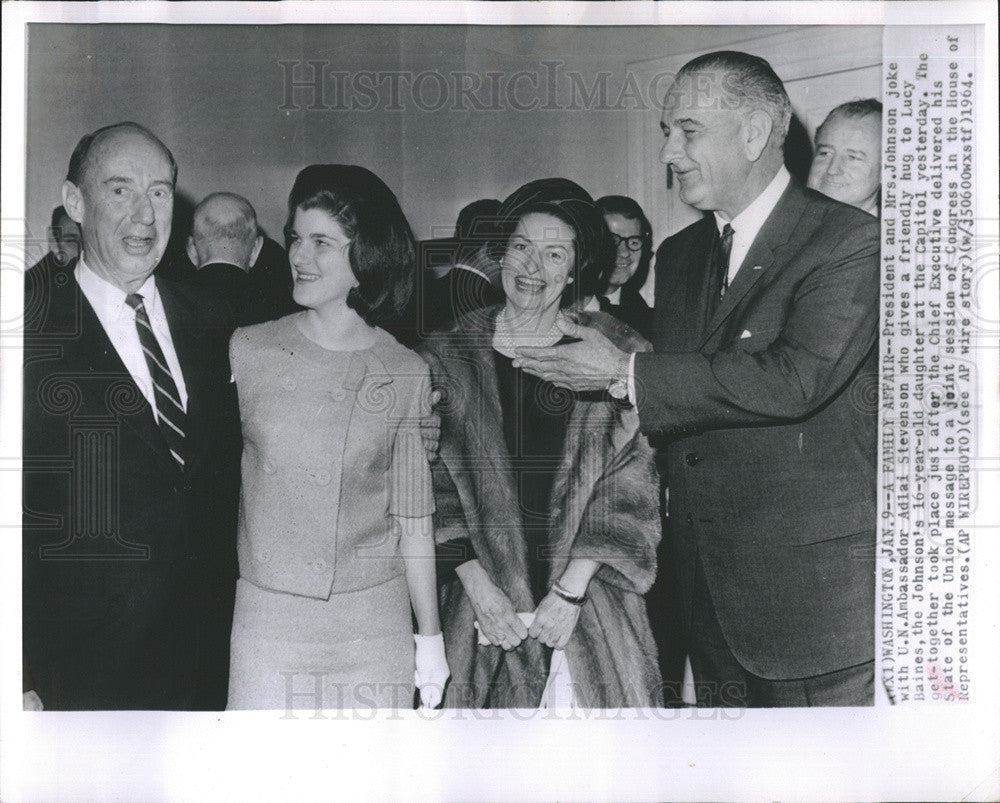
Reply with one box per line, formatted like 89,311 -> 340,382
314,470 -> 331,486
256,549 -> 271,563
262,459 -> 277,475
685,452 -> 701,466
282,376 -> 296,391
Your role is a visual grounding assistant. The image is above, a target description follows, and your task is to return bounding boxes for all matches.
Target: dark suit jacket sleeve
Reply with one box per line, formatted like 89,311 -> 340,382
635,214 -> 879,434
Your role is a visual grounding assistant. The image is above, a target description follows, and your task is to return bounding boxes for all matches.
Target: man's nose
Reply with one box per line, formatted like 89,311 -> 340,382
826,155 -> 845,176
131,192 -> 156,224
659,132 -> 682,165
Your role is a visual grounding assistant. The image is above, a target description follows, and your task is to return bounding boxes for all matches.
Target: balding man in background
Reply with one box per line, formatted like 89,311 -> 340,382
187,192 -> 265,327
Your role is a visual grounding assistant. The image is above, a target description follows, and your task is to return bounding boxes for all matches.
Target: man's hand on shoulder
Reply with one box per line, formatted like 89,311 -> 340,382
513,317 -> 629,392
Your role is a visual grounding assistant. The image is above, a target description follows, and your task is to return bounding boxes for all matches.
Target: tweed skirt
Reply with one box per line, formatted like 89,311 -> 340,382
227,574 -> 414,711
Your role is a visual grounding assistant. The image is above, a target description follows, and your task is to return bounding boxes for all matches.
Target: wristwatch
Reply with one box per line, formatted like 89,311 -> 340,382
607,352 -> 631,400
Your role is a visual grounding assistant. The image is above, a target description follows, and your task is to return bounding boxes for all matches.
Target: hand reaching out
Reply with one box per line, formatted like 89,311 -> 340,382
513,318 -> 628,392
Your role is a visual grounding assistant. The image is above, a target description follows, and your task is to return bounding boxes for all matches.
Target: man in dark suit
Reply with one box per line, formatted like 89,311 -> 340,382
414,199 -> 503,339
186,192 -> 269,326
514,51 -> 879,706
27,205 -> 82,276
23,122 -> 241,710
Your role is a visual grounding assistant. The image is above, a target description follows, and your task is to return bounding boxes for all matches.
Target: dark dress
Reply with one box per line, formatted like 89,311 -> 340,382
493,347 -> 574,603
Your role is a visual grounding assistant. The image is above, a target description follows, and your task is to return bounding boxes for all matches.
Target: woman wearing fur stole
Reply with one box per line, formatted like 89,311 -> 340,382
418,179 -> 663,709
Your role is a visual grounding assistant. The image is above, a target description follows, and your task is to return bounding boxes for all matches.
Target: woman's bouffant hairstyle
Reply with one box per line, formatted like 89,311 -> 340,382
493,177 -> 613,308
596,194 -> 654,295
285,164 -> 416,326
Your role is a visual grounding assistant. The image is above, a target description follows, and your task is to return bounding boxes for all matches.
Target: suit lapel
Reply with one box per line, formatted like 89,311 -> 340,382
69,276 -> 177,469
157,279 -> 207,477
653,215 -> 716,353
701,181 -> 811,347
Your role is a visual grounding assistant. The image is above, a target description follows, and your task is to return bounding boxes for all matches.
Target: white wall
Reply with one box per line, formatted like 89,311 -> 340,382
26,24 -> 807,246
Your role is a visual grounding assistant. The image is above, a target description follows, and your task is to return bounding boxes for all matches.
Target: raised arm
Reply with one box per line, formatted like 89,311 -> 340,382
635,217 -> 879,434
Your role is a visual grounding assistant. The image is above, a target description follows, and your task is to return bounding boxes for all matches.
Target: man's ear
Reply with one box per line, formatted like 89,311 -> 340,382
186,236 -> 199,268
62,181 -> 85,226
249,235 -> 264,269
743,109 -> 775,162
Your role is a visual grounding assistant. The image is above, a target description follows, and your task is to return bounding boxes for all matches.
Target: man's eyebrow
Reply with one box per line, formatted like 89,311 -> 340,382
661,116 -> 702,131
102,176 -> 173,187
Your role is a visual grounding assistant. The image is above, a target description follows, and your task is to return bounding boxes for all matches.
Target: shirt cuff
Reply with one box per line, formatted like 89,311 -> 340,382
627,352 -> 637,405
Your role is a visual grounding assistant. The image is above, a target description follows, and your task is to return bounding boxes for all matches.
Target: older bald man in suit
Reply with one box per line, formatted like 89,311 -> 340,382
23,122 -> 241,710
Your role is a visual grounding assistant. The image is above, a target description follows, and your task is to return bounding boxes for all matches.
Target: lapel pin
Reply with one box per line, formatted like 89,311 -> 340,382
753,265 -> 763,271
740,330 -> 752,339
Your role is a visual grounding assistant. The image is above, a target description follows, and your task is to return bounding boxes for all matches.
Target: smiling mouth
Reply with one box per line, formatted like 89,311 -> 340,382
295,271 -> 320,282
514,276 -> 547,293
122,236 -> 155,254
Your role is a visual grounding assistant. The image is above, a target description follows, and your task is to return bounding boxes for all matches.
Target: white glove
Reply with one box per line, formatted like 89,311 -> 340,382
23,690 -> 43,711
413,632 -> 450,709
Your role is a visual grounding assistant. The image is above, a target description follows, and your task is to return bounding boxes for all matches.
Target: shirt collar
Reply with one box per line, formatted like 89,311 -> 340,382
76,254 -> 159,317
713,165 -> 791,240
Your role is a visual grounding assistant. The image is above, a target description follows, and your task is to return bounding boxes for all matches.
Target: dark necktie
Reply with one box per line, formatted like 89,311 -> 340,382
125,293 -> 186,467
718,223 -> 734,298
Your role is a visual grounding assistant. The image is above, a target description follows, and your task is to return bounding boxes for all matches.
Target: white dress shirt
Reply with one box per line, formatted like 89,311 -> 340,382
76,257 -> 189,419
714,165 -> 791,284
626,166 -> 792,401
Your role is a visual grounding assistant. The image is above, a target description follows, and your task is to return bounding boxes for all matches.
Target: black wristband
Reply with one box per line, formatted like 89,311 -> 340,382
550,579 -> 586,606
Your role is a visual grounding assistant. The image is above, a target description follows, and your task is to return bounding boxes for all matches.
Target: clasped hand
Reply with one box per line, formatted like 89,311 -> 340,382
463,564 -> 581,651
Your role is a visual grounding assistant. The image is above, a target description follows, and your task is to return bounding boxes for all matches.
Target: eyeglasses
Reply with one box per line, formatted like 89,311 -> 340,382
610,233 -> 644,252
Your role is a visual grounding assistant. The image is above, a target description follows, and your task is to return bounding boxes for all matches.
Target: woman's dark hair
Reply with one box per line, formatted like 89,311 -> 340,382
596,194 -> 654,296
286,164 -> 416,326
494,178 -> 613,308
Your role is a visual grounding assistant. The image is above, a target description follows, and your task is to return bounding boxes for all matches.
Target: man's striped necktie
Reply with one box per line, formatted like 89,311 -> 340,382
125,293 -> 186,467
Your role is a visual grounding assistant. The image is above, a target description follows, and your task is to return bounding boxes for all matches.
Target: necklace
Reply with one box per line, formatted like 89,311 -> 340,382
492,307 -> 569,358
